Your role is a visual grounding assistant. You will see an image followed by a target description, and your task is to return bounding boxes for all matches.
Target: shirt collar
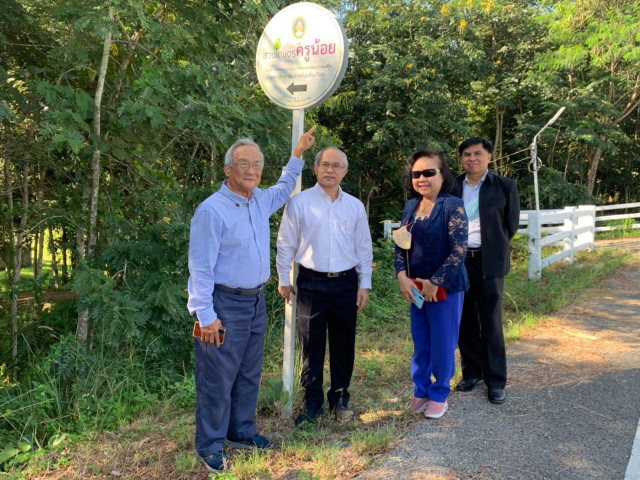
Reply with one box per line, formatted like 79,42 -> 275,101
463,170 -> 489,187
220,180 -> 253,204
313,182 -> 343,200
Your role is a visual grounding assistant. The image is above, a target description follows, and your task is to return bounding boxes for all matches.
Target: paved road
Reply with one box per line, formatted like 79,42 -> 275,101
356,241 -> 640,480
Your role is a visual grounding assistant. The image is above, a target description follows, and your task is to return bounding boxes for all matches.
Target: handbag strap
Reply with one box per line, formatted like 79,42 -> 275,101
405,249 -> 411,279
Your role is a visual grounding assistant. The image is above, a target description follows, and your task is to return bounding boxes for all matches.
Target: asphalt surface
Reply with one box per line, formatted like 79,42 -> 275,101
355,240 -> 640,480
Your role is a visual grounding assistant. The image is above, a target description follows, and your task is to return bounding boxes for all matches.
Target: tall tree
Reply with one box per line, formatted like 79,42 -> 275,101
536,0 -> 640,196
2,0 -> 294,367
76,5 -> 114,346
1,0 -> 53,376
319,0 -> 485,226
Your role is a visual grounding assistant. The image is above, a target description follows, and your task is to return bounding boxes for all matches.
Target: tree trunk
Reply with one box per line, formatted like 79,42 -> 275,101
34,229 -> 45,280
87,5 -> 114,261
38,231 -> 45,276
77,5 -> 114,346
76,309 -> 90,346
363,178 -> 377,222
34,165 -> 46,279
48,225 -> 59,279
2,151 -> 17,377
494,109 -> 503,174
75,194 -> 87,265
586,146 -> 603,197
61,226 -> 68,282
3,149 -> 30,379
33,229 -> 40,279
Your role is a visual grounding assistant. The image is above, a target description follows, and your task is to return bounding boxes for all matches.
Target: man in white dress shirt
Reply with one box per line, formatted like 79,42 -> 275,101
276,146 -> 373,427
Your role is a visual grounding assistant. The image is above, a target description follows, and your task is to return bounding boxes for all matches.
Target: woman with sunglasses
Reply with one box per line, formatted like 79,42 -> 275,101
394,150 -> 469,419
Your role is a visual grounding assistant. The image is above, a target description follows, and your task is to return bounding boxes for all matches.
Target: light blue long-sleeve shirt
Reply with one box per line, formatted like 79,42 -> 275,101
187,157 -> 304,327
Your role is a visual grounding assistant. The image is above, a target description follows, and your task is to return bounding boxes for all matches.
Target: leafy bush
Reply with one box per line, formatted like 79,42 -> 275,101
357,240 -> 407,332
257,375 -> 291,415
520,168 -> 592,210
70,213 -> 193,361
601,218 -> 639,238
0,333 -> 187,454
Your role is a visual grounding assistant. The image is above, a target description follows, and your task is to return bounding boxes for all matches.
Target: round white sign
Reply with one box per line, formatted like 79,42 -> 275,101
256,2 -> 349,110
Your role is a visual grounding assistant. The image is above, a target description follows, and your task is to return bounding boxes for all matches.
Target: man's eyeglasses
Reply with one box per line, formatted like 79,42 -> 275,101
317,162 -> 346,171
231,162 -> 264,172
411,168 -> 440,179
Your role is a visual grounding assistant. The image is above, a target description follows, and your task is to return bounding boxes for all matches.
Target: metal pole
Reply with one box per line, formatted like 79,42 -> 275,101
531,107 -> 565,215
282,109 -> 304,416
529,107 -> 565,280
531,140 -> 540,214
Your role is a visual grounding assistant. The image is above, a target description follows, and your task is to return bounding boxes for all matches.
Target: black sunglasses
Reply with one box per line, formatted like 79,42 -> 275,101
411,168 -> 441,179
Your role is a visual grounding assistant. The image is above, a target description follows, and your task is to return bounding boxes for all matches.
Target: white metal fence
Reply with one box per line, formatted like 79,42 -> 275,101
382,202 -> 640,280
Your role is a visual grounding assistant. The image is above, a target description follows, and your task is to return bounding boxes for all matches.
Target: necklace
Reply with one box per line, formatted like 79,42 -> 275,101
416,199 -> 435,218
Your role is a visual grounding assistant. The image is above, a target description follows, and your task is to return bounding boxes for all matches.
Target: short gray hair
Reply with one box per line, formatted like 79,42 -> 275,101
224,138 -> 264,166
315,146 -> 348,169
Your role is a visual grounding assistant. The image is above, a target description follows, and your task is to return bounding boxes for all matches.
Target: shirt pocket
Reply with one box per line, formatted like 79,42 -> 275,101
335,217 -> 355,251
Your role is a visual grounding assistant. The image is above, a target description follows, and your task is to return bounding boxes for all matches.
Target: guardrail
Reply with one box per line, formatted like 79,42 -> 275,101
382,202 -> 640,280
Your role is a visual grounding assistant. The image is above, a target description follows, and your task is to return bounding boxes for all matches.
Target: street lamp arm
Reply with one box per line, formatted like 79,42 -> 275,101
530,106 -> 566,214
548,106 -> 566,125
533,107 -> 566,142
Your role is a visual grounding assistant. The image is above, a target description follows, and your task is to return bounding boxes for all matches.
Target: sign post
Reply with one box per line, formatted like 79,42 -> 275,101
281,108 -> 304,415
255,2 -> 348,416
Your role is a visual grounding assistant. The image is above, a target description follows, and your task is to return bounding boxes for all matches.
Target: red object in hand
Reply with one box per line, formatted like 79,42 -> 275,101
411,279 -> 447,301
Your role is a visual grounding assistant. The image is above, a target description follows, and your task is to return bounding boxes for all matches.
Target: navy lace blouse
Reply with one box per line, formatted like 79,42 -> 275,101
394,193 -> 470,294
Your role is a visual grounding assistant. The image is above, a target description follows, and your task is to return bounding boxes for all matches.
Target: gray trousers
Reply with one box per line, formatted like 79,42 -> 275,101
194,288 -> 267,457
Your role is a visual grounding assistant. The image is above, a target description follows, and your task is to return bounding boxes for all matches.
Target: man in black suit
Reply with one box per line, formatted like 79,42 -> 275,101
454,137 -> 520,404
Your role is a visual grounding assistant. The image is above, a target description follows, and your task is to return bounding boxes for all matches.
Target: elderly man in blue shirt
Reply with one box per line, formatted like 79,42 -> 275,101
187,126 -> 316,473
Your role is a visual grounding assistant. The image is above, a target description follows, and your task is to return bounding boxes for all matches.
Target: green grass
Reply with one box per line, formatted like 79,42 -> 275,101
1,236 -> 638,479
0,263 -> 52,283
596,219 -> 640,239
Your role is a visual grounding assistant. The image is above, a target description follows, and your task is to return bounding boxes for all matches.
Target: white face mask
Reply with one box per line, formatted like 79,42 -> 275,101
392,225 -> 412,250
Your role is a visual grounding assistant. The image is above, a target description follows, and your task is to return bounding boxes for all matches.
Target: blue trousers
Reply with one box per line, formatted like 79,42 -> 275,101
410,291 -> 464,403
194,288 -> 267,457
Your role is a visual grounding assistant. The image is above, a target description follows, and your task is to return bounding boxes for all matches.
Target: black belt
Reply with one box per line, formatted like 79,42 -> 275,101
299,265 -> 355,278
215,283 -> 264,296
466,248 -> 482,259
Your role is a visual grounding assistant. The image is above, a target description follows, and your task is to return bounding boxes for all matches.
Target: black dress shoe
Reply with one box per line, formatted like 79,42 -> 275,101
488,388 -> 506,404
455,378 -> 481,392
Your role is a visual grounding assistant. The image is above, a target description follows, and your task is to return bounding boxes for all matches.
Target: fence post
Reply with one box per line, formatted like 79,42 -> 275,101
563,206 -> 575,264
577,205 -> 595,251
383,220 -> 391,241
528,210 -> 542,280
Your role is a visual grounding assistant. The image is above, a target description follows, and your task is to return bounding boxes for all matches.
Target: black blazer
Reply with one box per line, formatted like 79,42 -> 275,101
455,171 -> 520,278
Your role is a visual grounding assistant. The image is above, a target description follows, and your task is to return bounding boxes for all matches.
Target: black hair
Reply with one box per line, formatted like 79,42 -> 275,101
404,149 -> 455,198
458,137 -> 493,156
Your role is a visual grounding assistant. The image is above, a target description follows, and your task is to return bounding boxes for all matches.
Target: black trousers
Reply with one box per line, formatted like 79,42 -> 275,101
458,255 -> 507,389
296,265 -> 358,409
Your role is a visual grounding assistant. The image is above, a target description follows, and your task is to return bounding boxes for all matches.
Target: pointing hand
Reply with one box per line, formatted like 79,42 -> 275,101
293,125 -> 317,158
